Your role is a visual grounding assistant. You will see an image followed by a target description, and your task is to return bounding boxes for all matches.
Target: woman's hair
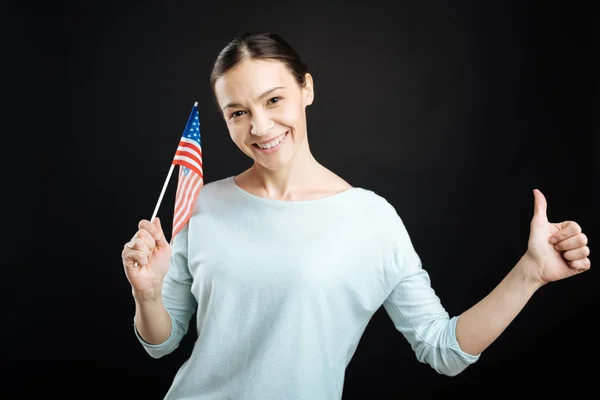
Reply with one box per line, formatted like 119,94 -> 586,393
210,32 -> 309,103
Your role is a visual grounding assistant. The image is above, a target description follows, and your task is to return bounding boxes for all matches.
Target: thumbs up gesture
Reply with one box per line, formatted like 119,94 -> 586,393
524,189 -> 591,286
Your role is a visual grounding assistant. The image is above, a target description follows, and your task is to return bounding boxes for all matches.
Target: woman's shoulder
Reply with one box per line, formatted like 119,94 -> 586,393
319,168 -> 352,193
321,177 -> 353,199
194,176 -> 237,204
199,175 -> 234,191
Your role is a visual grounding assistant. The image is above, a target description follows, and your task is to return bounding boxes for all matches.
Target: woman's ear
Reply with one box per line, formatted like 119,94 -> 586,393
303,73 -> 314,106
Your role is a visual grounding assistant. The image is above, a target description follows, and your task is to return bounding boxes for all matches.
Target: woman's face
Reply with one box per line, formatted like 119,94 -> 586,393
214,58 -> 314,171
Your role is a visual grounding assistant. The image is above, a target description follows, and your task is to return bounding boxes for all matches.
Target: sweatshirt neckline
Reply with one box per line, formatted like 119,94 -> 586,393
228,176 -> 363,206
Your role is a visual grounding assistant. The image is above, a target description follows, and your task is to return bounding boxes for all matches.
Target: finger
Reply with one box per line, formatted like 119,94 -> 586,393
133,229 -> 157,252
124,238 -> 150,268
126,237 -> 151,254
153,217 -> 169,247
550,221 -> 582,243
122,247 -> 149,267
139,219 -> 162,242
553,233 -> 588,251
562,246 -> 591,261
568,258 -> 591,271
532,189 -> 548,224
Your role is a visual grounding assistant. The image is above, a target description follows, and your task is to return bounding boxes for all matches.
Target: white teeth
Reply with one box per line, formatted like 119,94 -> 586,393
257,132 -> 286,149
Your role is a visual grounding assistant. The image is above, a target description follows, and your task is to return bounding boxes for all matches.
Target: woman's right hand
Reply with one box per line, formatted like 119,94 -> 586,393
121,217 -> 172,296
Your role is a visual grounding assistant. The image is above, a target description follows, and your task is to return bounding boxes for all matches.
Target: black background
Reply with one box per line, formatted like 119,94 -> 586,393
2,0 -> 597,398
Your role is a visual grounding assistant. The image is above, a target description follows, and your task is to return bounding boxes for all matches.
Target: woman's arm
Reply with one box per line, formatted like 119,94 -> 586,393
455,253 -> 540,356
456,189 -> 590,356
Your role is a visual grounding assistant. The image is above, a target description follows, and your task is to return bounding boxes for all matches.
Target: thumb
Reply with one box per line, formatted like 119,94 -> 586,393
152,217 -> 169,248
532,189 -> 549,224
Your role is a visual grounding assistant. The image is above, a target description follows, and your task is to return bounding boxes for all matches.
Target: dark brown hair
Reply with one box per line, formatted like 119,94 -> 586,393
210,32 -> 309,104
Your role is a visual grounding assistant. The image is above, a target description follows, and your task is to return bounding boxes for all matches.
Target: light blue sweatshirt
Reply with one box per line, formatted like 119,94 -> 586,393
134,176 -> 479,399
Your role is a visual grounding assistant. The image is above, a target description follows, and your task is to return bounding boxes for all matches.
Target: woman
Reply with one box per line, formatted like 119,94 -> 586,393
121,32 -> 591,400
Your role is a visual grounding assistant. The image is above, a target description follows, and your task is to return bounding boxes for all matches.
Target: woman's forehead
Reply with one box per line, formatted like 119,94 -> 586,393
221,60 -> 293,87
215,59 -> 294,100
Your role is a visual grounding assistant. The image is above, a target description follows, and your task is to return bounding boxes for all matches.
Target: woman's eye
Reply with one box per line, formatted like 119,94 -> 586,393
268,97 -> 281,104
230,110 -> 245,119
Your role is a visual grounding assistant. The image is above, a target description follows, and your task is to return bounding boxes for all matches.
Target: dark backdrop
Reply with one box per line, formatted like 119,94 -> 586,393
2,0 -> 597,398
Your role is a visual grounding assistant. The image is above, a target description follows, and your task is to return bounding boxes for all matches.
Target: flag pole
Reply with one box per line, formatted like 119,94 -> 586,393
151,164 -> 175,222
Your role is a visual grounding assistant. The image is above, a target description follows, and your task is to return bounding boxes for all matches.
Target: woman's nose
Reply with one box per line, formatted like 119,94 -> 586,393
250,112 -> 274,136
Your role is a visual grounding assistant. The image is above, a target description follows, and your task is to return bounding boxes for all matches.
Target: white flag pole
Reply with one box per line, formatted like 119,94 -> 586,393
134,101 -> 198,268
151,164 -> 175,223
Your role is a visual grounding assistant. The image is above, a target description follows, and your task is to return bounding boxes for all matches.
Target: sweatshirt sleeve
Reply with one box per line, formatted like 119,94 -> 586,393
382,211 -> 480,376
133,223 -> 198,358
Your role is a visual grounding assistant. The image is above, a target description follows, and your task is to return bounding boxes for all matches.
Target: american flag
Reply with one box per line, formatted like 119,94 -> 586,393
171,103 -> 203,238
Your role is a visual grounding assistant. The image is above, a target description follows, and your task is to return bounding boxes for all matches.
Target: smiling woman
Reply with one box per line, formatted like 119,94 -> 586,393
209,32 -> 352,200
120,32 -> 592,400
215,59 -> 311,174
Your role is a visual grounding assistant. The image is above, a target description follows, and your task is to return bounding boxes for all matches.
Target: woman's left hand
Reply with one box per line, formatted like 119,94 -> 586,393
524,189 -> 591,286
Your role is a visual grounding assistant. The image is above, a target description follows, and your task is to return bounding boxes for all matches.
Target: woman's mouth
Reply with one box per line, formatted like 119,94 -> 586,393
252,131 -> 289,153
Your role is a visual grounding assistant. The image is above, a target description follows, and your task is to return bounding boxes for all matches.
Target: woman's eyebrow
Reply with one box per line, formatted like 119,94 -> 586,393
222,86 -> 286,111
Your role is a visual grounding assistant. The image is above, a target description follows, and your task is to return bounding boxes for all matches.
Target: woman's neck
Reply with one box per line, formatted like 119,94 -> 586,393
237,142 -> 325,201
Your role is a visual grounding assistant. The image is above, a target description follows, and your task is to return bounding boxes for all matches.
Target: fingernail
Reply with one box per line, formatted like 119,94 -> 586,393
550,237 -> 557,243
